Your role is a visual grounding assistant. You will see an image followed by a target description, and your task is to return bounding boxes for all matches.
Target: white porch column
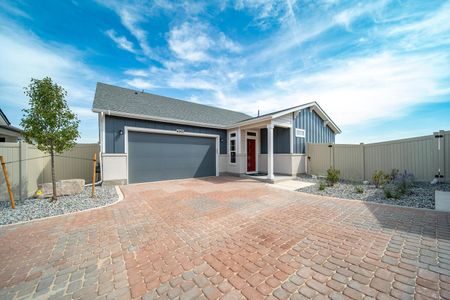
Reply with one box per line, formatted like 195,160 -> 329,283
267,124 -> 274,180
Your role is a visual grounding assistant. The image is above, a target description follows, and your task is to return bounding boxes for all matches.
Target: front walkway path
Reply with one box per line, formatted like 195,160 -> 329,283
1,177 -> 449,299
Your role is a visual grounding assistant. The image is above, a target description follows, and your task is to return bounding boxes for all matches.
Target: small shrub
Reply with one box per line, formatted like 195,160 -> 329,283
382,170 -> 415,199
326,168 -> 340,186
393,170 -> 414,194
318,181 -> 326,191
372,170 -> 389,188
383,183 -> 401,199
390,169 -> 400,181
354,185 -> 364,194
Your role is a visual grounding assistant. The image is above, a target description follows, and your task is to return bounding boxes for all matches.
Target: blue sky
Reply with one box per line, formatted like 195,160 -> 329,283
1,0 -> 449,143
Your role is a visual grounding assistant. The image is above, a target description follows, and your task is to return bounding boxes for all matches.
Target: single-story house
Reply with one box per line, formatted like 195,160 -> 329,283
0,109 -> 22,142
92,83 -> 340,184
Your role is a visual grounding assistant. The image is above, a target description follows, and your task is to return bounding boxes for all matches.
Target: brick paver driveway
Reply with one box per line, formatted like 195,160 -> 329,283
1,177 -> 450,300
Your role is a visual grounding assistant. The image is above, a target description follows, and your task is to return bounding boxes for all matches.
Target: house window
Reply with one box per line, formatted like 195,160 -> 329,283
229,132 -> 236,163
0,137 -> 5,142
247,132 -> 256,136
295,128 -> 306,138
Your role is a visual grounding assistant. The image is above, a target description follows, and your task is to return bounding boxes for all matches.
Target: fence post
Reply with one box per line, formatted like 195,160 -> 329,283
360,143 -> 365,181
19,141 -> 28,200
91,153 -> 96,197
1,156 -> 15,209
438,130 -> 446,182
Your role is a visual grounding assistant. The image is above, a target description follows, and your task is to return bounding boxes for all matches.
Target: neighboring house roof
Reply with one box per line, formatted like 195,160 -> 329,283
92,83 -> 341,134
0,109 -> 11,126
92,83 -> 251,127
0,124 -> 22,134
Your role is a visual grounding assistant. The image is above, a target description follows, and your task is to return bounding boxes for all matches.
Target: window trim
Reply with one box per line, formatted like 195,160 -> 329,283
229,131 -> 237,164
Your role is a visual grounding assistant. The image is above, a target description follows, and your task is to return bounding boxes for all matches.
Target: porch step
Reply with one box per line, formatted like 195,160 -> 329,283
240,174 -> 296,184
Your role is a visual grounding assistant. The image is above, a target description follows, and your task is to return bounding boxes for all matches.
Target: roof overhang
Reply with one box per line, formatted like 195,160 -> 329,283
92,108 -> 227,129
93,101 -> 341,134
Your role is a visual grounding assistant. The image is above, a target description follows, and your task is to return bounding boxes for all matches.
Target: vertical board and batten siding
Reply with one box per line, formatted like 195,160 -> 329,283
307,131 -> 448,182
260,127 -> 290,154
293,108 -> 335,154
105,115 -> 227,154
0,143 -> 99,201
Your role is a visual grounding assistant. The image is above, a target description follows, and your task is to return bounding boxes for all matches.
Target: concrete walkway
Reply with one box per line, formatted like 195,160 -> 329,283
0,177 -> 450,299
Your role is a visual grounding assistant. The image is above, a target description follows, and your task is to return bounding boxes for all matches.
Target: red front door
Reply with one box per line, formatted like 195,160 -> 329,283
247,139 -> 256,172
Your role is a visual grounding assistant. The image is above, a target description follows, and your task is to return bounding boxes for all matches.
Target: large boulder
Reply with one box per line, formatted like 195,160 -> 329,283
36,179 -> 85,198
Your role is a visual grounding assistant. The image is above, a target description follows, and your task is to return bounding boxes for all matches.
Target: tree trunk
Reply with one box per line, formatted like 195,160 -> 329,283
50,146 -> 57,202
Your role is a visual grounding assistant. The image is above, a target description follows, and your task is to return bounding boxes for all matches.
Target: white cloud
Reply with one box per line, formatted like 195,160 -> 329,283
216,52 -> 450,127
168,21 -> 241,62
124,69 -> 149,77
168,22 -> 212,62
105,29 -> 136,53
0,20 -> 103,142
125,78 -> 155,90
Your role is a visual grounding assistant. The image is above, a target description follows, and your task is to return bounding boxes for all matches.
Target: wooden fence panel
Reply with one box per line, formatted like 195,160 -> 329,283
0,142 -> 99,201
307,131 -> 447,183
364,135 -> 438,182
445,131 -> 450,182
334,144 -> 364,181
307,143 -> 333,177
0,143 -> 20,202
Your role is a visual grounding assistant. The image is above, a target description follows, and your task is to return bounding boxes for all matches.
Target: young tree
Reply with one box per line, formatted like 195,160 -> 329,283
21,77 -> 80,201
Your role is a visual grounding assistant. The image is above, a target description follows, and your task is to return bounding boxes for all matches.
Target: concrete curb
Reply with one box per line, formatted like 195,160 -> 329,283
0,186 -> 124,228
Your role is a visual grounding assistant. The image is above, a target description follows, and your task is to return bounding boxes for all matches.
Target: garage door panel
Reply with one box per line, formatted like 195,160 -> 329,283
128,131 -> 216,183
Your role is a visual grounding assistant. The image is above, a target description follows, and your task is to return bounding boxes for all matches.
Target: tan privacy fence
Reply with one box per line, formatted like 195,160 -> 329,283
0,142 -> 100,201
307,130 -> 449,182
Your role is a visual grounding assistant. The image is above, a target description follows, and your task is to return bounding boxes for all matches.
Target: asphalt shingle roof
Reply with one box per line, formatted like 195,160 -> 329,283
92,83 -> 251,127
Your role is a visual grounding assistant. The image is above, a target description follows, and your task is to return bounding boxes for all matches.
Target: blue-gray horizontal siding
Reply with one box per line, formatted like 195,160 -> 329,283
105,115 -> 227,154
294,109 -> 335,154
260,127 -> 291,154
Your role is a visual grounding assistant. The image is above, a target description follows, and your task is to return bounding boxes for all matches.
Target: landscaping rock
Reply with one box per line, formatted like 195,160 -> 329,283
296,175 -> 450,209
0,186 -> 119,225
36,179 -> 85,198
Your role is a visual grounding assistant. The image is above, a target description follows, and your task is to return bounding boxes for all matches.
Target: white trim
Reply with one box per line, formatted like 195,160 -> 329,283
124,126 -> 220,183
244,130 -> 258,174
267,123 -> 274,180
228,130 -> 237,165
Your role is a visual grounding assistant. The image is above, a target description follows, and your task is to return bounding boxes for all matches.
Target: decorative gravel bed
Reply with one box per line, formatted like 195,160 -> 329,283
296,175 -> 450,209
0,186 -> 119,225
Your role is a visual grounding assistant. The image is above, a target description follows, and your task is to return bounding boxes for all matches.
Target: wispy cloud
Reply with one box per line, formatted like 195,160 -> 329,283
0,19 -> 104,142
105,29 -> 136,53
168,21 -> 241,62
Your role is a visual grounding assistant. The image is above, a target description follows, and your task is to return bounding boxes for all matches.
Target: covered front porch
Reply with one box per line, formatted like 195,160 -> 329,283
224,116 -> 306,181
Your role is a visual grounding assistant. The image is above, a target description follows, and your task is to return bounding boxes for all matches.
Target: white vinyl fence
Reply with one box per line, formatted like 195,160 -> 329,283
307,130 -> 449,183
0,142 -> 100,202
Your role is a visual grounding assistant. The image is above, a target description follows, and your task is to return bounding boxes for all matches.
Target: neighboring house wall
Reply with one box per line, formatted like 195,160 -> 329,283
260,127 -> 290,154
293,109 -> 335,154
104,115 -> 228,154
0,127 -> 21,142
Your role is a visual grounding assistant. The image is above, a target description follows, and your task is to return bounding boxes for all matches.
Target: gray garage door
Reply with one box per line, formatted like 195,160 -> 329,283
128,131 -> 216,183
